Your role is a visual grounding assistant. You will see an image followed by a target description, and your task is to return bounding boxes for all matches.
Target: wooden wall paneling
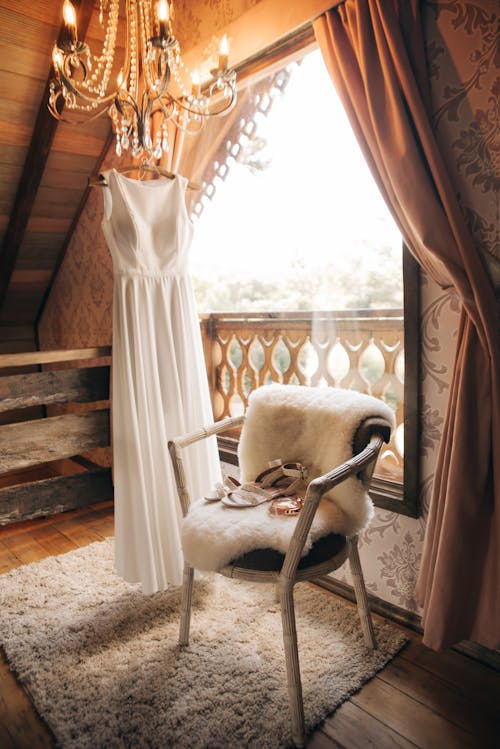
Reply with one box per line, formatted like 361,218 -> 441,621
16,236 -> 68,270
11,268 -> 50,291
0,325 -> 35,346
0,464 -> 63,490
0,0 -> 64,27
0,163 -> 24,189
0,186 -> 18,216
32,187 -> 85,221
0,95 -> 41,131
0,276 -> 52,326
0,408 -> 45,429
51,107 -> 113,142
40,169 -> 90,193
0,0 -> 95,313
0,120 -> 33,149
0,410 -> 110,473
0,71 -> 49,110
0,144 -> 28,167
0,366 -> 109,412
0,349 -> 112,522
0,7 -> 60,55
0,291 -> 46,325
0,347 -> 111,368
50,125 -> 109,159
32,186 -> 86,219
44,151 -> 98,175
0,41 -> 54,79
0,328 -> 36,364
0,468 -> 113,524
0,191 -> 16,212
34,185 -> 86,209
26,216 -> 72,234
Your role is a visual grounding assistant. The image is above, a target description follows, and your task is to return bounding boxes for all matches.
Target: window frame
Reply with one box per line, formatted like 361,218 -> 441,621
201,27 -> 421,518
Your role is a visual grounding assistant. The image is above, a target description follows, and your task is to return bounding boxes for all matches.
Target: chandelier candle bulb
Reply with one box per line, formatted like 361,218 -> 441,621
63,0 -> 76,33
62,0 -> 77,47
191,70 -> 201,97
218,34 -> 229,70
157,0 -> 169,38
52,45 -> 64,71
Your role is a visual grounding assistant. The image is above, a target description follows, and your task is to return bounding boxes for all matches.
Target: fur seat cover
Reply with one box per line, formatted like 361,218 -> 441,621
181,384 -> 394,571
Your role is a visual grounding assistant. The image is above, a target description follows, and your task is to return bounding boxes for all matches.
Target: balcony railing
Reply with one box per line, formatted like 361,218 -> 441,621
200,310 -> 405,495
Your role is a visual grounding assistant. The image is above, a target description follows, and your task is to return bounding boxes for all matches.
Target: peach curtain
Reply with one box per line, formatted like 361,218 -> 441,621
314,0 -> 499,650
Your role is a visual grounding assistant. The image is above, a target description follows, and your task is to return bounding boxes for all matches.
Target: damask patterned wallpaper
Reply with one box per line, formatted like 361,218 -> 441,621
39,1 -> 493,616
424,0 -> 499,294
174,0 -> 261,50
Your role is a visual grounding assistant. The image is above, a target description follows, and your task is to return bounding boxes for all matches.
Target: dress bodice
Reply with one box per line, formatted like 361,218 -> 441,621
101,169 -> 194,276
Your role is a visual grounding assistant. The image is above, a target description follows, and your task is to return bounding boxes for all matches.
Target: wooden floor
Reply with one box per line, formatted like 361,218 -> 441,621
0,503 -> 499,749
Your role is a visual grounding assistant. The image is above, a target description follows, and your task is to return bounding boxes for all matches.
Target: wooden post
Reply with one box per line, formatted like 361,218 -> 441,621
179,563 -> 194,646
279,581 -> 305,748
200,315 -> 216,415
349,535 -> 377,649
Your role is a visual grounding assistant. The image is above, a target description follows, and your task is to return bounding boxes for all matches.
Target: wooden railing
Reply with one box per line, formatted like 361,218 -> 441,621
0,347 -> 112,524
200,310 -> 404,484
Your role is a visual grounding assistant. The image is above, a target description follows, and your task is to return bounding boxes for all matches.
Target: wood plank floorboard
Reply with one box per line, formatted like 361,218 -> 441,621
377,657 -> 500,743
321,700 -> 419,749
350,677 -> 486,749
0,502 -> 498,749
399,640 -> 500,712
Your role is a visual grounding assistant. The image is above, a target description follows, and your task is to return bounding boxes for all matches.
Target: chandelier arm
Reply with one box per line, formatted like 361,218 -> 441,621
208,92 -> 238,118
154,59 -> 172,99
115,91 -> 142,122
56,65 -> 121,108
48,94 -> 113,125
168,91 -> 236,119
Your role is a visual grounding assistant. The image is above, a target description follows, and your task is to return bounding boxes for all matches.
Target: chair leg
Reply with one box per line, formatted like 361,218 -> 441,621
279,582 -> 305,748
348,535 -> 377,649
179,562 -> 194,646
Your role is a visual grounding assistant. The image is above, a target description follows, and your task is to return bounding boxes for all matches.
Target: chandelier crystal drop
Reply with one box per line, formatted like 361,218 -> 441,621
49,0 -> 237,160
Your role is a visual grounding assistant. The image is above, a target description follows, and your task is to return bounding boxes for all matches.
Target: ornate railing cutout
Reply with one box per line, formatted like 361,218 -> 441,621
200,310 -> 404,486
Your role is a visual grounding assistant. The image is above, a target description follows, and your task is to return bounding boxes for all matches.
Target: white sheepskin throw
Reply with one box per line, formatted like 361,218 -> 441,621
182,385 -> 395,571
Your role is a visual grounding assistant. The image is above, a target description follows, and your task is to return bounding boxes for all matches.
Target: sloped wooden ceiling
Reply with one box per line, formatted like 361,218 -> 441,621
0,0 -> 114,346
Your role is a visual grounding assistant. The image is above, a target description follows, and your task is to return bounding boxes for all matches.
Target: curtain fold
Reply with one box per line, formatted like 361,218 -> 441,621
314,0 -> 499,650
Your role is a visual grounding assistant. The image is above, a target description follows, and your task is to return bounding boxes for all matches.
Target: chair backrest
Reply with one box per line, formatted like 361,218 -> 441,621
238,384 -> 394,492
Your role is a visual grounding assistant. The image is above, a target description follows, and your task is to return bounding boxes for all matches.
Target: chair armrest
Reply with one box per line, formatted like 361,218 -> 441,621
280,433 -> 385,582
168,414 -> 245,516
169,414 -> 245,450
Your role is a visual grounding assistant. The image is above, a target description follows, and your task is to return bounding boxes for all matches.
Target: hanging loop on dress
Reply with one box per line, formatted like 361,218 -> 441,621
88,158 -> 201,190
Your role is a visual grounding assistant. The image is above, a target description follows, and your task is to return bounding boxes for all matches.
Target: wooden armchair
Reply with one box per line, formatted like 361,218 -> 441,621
168,384 -> 393,748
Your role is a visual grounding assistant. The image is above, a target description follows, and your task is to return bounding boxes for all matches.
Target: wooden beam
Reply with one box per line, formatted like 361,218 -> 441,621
0,366 -> 109,412
0,346 -> 111,369
0,468 -> 113,524
0,410 -> 110,473
0,0 -> 95,313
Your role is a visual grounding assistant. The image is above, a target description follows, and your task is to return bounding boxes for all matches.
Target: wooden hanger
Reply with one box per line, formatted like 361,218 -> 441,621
88,163 -> 201,190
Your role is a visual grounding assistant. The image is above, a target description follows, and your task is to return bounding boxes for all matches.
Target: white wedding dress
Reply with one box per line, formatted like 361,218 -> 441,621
101,168 -> 221,593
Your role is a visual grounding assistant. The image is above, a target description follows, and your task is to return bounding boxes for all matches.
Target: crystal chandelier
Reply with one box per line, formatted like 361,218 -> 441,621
49,0 -> 237,160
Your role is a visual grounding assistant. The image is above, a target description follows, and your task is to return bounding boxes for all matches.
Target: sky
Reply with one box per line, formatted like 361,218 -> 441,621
189,49 -> 402,284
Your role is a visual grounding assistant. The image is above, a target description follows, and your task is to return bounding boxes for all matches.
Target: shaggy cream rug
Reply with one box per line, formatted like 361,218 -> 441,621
0,539 -> 407,748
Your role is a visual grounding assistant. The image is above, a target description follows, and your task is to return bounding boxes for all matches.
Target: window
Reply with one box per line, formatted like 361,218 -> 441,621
181,44 -> 419,517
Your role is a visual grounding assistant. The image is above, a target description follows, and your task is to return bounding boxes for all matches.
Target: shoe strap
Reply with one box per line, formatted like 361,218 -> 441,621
282,462 -> 308,481
259,461 -> 308,487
